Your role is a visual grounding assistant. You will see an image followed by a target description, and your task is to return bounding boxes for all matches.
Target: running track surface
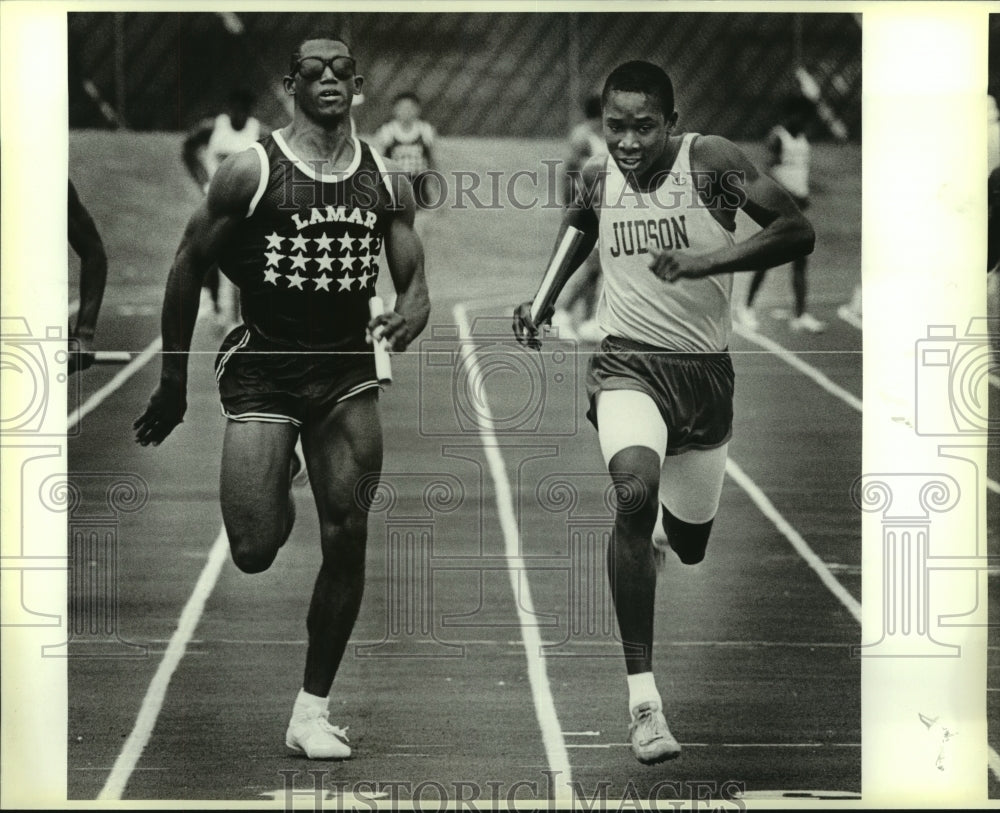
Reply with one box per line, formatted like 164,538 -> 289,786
58,131 -> 990,803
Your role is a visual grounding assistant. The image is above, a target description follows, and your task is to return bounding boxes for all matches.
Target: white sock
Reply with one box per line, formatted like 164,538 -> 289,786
293,688 -> 328,717
627,672 -> 661,716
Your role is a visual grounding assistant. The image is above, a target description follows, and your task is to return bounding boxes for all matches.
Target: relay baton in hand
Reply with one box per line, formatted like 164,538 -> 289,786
529,225 -> 586,326
369,296 -> 393,386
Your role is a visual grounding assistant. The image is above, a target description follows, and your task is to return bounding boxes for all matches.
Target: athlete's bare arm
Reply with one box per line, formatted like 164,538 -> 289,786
68,180 -> 108,373
513,155 -> 603,347
647,134 -> 814,283
134,149 -> 259,446
371,167 -> 430,351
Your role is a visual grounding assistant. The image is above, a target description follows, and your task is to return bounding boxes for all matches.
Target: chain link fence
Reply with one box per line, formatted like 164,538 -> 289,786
69,11 -> 860,142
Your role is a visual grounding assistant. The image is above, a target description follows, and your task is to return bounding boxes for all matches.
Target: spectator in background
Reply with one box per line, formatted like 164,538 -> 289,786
738,96 -> 825,333
68,180 -> 109,374
183,88 -> 267,328
373,92 -> 437,208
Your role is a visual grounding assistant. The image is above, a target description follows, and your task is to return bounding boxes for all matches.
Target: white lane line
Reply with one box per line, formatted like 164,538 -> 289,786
98,525 -> 229,801
454,303 -> 573,800
733,326 -> 1000,518
989,746 -> 1000,782
726,458 -> 862,625
732,322 -> 863,413
67,336 -> 161,430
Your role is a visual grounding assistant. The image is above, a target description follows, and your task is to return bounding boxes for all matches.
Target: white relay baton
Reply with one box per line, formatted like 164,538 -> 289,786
369,296 -> 393,386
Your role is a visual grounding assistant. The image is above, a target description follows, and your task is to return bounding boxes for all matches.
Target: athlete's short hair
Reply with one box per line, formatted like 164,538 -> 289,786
602,61 -> 675,117
583,94 -> 602,120
228,87 -> 256,111
393,91 -> 421,106
289,34 -> 352,75
782,95 -> 815,120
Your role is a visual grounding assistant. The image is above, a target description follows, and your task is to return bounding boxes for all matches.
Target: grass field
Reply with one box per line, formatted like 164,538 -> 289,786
64,128 -> 874,803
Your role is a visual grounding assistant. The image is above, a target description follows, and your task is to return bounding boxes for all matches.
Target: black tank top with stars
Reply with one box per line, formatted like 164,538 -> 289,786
218,131 -> 397,351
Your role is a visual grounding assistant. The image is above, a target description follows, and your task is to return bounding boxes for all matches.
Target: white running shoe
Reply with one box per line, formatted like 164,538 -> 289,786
837,304 -> 862,326
285,709 -> 351,760
628,701 -> 681,765
789,312 -> 827,333
736,304 -> 759,331
576,319 -> 606,343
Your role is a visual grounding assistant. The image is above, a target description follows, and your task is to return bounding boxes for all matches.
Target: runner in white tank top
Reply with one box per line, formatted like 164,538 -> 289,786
739,96 -> 825,333
205,112 -> 263,179
596,133 -> 735,353
182,89 -> 269,329
513,61 -> 815,767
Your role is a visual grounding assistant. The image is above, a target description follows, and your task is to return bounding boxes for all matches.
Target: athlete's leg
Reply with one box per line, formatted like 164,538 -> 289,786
656,444 -> 729,564
596,389 -> 667,677
299,390 -> 383,698
597,389 -> 682,763
220,419 -> 299,573
791,256 -> 808,318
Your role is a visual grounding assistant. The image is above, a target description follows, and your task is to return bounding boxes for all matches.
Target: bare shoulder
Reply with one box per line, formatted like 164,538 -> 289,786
206,147 -> 262,216
371,154 -> 417,224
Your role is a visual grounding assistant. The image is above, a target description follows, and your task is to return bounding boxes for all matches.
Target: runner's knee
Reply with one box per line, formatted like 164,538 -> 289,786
318,511 -> 368,567
608,446 -> 660,535
228,532 -> 281,574
662,505 -> 714,565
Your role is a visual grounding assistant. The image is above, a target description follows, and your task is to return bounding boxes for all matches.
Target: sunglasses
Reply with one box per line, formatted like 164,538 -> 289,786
293,56 -> 357,81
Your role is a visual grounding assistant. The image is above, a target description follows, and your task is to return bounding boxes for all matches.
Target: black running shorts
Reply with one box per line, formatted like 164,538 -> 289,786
585,335 -> 735,456
214,325 -> 379,426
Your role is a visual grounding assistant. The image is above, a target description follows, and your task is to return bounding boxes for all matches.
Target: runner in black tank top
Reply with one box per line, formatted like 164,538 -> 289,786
134,35 -> 430,762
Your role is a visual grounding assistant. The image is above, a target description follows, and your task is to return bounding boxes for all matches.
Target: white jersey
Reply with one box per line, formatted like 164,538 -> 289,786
769,124 -> 810,198
374,119 -> 435,176
205,113 -> 262,178
596,133 -> 735,352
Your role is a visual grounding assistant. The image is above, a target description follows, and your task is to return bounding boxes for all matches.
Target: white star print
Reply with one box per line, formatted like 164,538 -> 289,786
358,234 -> 373,252
265,250 -> 284,267
287,270 -> 306,289
313,233 -> 334,252
290,253 -> 308,271
337,234 -> 355,253
360,253 -> 375,270
337,273 -> 354,291
356,271 -> 371,288
314,273 -> 332,291
315,253 -> 334,272
263,268 -> 280,285
290,234 -> 309,252
341,254 -> 357,271
265,232 -> 284,250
